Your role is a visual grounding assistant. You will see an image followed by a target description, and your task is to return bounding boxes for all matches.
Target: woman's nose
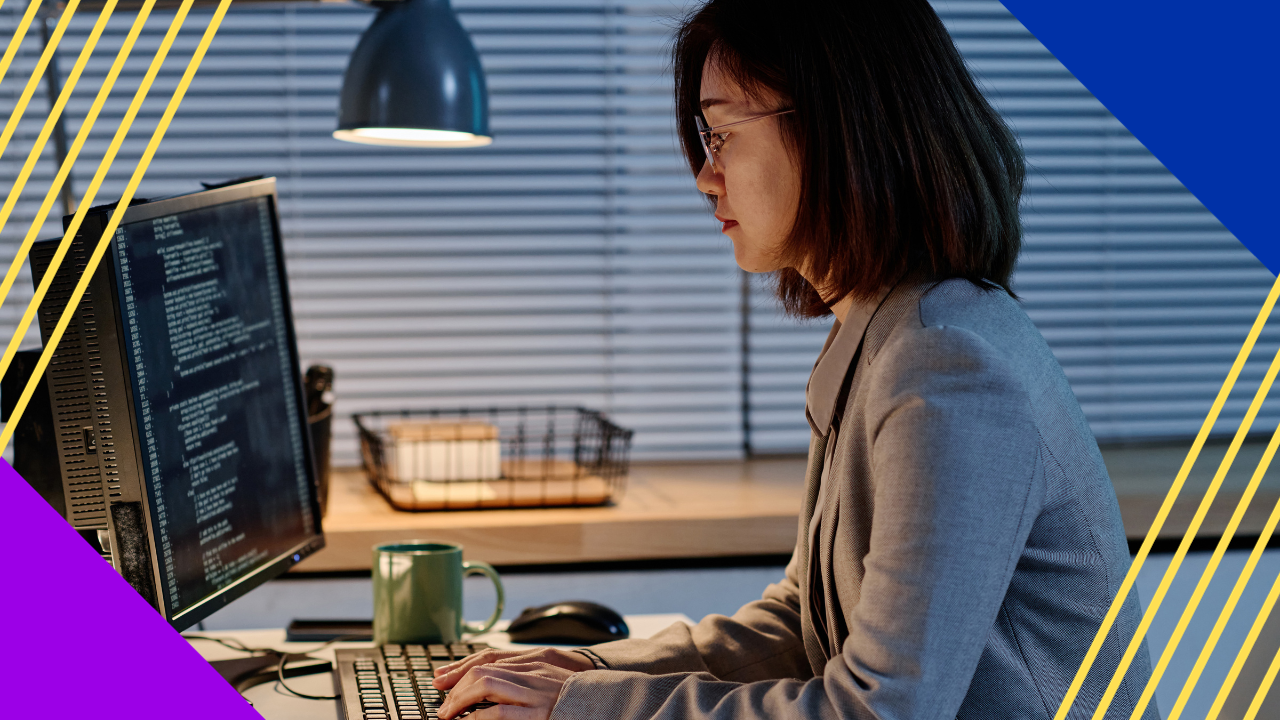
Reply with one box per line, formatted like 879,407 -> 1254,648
695,159 -> 724,196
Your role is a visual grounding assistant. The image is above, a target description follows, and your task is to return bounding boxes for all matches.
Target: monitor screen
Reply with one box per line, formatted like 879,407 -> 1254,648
108,192 -> 318,620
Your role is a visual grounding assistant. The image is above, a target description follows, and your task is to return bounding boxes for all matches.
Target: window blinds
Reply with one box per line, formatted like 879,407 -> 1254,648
1,0 -> 1273,467
1,0 -> 742,465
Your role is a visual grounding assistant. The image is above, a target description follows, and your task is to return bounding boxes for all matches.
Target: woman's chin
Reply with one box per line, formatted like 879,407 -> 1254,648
729,234 -> 786,274
734,256 -> 779,274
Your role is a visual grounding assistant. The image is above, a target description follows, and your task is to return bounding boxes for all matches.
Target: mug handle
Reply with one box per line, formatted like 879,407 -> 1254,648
461,560 -> 505,635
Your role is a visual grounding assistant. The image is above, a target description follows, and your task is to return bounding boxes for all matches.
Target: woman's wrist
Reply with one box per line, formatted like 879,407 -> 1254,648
573,648 -> 608,670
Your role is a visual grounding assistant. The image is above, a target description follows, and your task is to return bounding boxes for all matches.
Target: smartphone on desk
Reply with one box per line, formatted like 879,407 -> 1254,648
285,619 -> 373,642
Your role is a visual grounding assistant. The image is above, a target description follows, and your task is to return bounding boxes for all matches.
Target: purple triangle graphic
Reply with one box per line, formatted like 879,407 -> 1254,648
998,0 -> 1280,273
0,460 -> 261,717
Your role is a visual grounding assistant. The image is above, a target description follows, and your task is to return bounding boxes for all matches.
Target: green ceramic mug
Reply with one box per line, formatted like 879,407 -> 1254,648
372,541 -> 505,645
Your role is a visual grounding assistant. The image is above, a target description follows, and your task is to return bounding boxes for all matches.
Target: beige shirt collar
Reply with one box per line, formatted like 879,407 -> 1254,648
804,284 -> 896,437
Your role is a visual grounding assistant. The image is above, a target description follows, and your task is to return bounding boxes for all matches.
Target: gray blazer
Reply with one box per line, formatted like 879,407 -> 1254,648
551,279 -> 1157,720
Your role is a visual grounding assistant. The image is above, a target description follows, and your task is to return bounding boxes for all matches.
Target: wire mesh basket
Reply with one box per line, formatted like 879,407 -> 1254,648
353,406 -> 634,511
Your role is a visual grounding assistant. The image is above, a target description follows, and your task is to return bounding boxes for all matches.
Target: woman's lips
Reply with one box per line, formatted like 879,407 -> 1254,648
716,215 -> 739,232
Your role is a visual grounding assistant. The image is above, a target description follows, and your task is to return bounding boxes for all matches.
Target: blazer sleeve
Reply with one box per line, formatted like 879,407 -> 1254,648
579,547 -> 812,682
550,325 -> 1046,720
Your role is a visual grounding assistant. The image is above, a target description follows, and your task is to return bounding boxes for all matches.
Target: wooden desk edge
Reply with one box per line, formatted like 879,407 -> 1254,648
297,514 -> 800,571
296,463 -> 1249,572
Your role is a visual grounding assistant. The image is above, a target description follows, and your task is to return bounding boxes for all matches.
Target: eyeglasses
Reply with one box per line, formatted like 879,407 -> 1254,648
695,109 -> 794,171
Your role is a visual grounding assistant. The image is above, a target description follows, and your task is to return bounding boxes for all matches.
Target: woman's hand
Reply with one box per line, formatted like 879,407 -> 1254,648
433,648 -> 596,720
436,660 -> 578,720
433,647 -> 596,689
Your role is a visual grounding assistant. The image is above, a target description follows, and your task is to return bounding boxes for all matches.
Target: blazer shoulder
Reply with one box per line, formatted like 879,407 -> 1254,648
864,277 -> 1028,364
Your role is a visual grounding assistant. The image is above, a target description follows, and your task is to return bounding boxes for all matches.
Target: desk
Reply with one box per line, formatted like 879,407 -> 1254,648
191,614 -> 694,720
297,445 -> 1280,574
297,460 -> 806,571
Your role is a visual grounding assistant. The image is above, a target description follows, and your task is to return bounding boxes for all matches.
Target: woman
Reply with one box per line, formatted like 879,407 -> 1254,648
434,1 -> 1156,718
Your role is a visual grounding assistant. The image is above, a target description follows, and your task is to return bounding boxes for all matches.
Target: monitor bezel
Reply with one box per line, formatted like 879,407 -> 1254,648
91,178 -> 325,629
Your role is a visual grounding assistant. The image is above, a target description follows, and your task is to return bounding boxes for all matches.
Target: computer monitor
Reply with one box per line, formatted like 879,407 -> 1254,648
25,177 -> 324,630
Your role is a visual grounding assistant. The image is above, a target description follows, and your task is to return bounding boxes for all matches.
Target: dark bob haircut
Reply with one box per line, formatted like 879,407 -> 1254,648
673,0 -> 1025,317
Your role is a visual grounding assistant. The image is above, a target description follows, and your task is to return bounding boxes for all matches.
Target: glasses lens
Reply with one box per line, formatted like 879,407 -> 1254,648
695,116 -> 716,169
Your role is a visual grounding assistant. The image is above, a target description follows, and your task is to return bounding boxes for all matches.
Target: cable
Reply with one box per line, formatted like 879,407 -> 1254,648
182,633 -> 271,655
274,634 -> 369,701
186,632 -> 366,701
275,656 -> 339,701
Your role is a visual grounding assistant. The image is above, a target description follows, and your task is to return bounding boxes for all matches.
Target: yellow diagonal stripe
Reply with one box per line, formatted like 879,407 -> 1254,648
1,0 -> 192,425
0,0 -> 80,163
0,0 -> 44,90
1055,273 -> 1280,720
0,0 -> 157,411
1136,381 -> 1280,720
1208,563 -> 1280,718
0,0 -> 232,458
1092,326 -> 1280,719
0,0 -> 118,314
1164,426 -> 1280,719
1,0 -> 193,401
1243,642 -> 1280,720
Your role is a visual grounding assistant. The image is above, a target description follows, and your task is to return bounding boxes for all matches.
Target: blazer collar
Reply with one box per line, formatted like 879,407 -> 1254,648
804,284 -> 896,437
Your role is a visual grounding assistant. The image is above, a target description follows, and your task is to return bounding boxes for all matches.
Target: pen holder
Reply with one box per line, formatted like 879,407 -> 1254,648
305,365 -> 334,517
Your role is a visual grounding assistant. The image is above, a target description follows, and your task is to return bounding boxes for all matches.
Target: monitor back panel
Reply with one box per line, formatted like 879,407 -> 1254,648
30,228 -> 159,610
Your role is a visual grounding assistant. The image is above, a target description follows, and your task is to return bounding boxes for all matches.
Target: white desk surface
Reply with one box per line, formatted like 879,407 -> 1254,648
190,614 -> 694,720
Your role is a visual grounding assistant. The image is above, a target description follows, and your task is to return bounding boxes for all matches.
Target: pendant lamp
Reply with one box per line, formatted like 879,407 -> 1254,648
334,0 -> 491,147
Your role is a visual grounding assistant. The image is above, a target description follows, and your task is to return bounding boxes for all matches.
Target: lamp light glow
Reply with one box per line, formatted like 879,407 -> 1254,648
332,128 -> 492,148
335,0 -> 489,148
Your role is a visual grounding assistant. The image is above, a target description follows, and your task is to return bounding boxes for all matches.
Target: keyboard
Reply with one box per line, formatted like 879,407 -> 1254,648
334,642 -> 496,720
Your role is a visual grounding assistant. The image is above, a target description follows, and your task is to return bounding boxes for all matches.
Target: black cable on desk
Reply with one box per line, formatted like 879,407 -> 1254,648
184,633 -> 365,701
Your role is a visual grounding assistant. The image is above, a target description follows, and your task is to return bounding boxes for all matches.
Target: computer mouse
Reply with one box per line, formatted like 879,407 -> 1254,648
506,600 -> 630,645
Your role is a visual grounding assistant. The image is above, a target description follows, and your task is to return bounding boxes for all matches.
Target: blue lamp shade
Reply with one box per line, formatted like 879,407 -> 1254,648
334,0 -> 491,148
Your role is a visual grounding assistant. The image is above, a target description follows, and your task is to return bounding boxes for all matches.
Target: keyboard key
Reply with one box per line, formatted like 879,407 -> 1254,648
340,644 -> 492,720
